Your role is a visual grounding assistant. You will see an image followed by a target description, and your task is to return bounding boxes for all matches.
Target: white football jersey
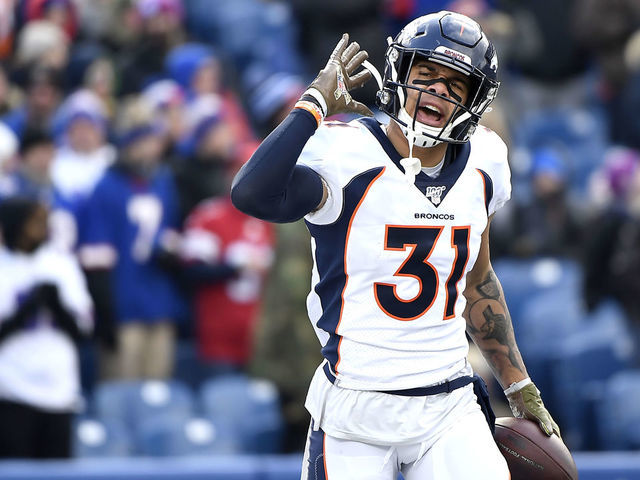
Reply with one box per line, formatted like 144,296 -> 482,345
299,117 -> 510,391
0,245 -> 93,411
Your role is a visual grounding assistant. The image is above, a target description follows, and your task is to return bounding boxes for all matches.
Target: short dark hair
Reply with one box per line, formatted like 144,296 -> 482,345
19,128 -> 54,155
0,197 -> 40,250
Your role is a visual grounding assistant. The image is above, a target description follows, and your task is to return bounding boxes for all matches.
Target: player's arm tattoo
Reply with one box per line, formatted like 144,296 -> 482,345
463,269 -> 527,386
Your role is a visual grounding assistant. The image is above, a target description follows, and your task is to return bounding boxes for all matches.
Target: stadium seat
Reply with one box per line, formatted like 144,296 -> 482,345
511,107 -> 608,200
92,380 -> 140,425
597,370 -> 640,450
511,283 -> 585,428
73,417 -> 133,458
492,256 -> 583,328
136,415 -> 240,456
516,286 -> 585,356
200,374 -> 284,454
131,380 -> 195,426
550,302 -> 635,450
93,379 -> 196,429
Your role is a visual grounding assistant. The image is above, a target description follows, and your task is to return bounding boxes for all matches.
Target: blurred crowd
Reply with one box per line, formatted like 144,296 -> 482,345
0,0 -> 639,459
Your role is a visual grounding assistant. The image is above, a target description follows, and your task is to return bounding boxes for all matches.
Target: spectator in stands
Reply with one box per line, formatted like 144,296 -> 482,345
0,128 -> 55,202
141,79 -> 186,157
573,0 -> 640,146
0,122 -> 18,181
604,29 -> 640,151
173,94 -> 236,223
491,145 -> 583,259
289,0 -> 386,104
117,0 -> 186,95
82,55 -> 118,119
573,0 -> 640,95
584,147 -> 640,360
489,0 -> 590,124
0,64 -> 23,116
181,165 -> 275,377
48,89 -> 115,251
0,197 -> 92,459
184,0 -> 305,77
79,96 -> 184,380
165,42 -> 255,144
2,65 -> 63,139
242,67 -> 305,138
19,0 -> 79,40
51,89 -> 114,200
12,20 -> 69,72
0,0 -> 13,61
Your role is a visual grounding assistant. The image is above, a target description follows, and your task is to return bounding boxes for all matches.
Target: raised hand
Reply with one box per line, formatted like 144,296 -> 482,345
307,33 -> 374,118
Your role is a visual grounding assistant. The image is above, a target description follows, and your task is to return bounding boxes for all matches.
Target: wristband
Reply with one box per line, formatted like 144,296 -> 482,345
504,377 -> 532,396
294,100 -> 324,128
303,87 -> 328,117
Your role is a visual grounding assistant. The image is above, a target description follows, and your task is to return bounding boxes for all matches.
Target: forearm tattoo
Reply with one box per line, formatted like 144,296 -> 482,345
465,270 -> 525,378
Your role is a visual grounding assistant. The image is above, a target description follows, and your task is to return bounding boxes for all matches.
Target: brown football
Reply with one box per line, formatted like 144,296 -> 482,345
494,417 -> 578,480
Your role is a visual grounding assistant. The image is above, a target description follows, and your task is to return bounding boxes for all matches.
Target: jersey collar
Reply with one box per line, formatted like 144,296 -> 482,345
358,117 -> 471,206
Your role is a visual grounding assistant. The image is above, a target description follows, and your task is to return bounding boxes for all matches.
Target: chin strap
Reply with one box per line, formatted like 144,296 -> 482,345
362,60 -> 383,91
399,129 -> 421,185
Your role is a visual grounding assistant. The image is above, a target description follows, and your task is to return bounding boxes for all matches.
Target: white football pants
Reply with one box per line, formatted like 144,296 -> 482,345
301,407 -> 510,480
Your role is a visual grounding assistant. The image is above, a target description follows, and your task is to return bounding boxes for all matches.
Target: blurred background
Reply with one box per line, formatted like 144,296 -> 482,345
0,0 -> 639,478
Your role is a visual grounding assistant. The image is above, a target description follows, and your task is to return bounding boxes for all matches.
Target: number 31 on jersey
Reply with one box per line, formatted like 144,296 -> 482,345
374,225 -> 470,321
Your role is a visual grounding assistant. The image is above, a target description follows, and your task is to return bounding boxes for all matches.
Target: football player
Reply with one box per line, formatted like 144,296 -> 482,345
232,11 -> 560,480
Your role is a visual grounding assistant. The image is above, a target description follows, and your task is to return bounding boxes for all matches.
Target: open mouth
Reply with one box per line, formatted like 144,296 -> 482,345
416,104 -> 445,127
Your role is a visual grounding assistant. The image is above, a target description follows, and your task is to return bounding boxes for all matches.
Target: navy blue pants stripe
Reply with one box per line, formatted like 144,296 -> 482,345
305,424 -> 327,480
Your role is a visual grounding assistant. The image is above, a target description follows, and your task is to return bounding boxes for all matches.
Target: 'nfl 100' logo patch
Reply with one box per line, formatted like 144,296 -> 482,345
425,185 -> 446,206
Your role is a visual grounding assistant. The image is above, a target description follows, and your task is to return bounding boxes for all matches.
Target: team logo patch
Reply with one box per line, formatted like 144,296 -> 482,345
425,185 -> 446,206
334,70 -> 352,104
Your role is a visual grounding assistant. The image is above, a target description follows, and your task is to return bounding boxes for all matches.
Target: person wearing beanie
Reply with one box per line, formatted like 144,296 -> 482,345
165,42 -> 255,144
172,94 -> 236,223
0,128 -> 55,202
78,96 -> 184,380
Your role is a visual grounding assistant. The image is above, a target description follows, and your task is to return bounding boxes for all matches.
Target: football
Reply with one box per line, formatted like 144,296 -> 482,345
494,417 -> 578,480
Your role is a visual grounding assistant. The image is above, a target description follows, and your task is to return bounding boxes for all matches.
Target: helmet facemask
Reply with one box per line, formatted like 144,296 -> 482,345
379,6 -> 501,143
379,46 -> 498,148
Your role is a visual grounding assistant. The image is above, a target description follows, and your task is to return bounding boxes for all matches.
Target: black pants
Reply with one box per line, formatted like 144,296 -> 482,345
0,399 -> 72,459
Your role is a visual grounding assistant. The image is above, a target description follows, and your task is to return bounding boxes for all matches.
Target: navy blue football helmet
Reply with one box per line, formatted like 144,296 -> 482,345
376,11 -> 499,147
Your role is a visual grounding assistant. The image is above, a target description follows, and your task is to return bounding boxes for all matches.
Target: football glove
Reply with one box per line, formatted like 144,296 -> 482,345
506,380 -> 561,437
306,33 -> 373,118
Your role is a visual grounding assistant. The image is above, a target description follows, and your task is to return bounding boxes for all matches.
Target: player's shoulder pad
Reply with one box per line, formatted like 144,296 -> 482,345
469,125 -> 508,167
469,125 -> 511,215
312,118 -> 365,142
300,118 -> 370,163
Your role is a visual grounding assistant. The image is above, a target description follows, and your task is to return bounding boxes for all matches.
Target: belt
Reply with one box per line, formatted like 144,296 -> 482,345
323,362 -> 474,396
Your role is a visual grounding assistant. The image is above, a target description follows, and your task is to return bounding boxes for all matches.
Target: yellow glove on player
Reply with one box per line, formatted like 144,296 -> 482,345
305,33 -> 373,118
506,380 -> 561,437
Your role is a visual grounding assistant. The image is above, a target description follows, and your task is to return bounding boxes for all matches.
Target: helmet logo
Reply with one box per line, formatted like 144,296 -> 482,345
425,185 -> 446,205
435,46 -> 471,65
